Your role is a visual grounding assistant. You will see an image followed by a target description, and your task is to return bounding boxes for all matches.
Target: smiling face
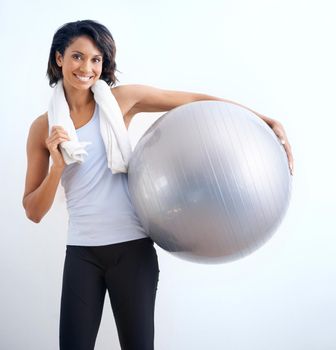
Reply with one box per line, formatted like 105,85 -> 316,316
55,35 -> 103,91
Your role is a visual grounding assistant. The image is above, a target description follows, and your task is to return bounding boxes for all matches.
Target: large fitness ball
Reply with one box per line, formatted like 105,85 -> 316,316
128,101 -> 292,264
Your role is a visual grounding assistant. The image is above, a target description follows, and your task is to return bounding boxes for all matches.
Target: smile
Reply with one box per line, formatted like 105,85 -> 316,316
74,74 -> 94,82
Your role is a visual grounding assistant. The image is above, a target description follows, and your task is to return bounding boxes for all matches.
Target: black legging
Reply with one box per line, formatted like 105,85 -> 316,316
59,237 -> 160,350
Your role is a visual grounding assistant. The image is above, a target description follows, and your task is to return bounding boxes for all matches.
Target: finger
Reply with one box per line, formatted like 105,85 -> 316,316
272,125 -> 293,175
283,142 -> 294,175
276,135 -> 292,168
51,126 -> 70,137
50,127 -> 70,135
48,132 -> 71,142
47,136 -> 70,147
52,125 -> 67,131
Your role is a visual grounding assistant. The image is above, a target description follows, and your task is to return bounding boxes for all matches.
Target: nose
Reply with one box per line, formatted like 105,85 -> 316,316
79,59 -> 91,73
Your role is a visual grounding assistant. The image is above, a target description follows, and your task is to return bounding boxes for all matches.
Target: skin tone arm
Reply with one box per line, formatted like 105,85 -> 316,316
22,117 -> 70,223
23,83 -> 293,223
113,84 -> 294,175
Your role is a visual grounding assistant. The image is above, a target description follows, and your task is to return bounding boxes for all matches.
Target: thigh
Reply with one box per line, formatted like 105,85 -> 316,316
59,246 -> 107,350
105,238 -> 160,350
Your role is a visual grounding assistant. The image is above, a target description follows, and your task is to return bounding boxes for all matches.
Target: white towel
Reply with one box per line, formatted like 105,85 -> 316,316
48,79 -> 132,174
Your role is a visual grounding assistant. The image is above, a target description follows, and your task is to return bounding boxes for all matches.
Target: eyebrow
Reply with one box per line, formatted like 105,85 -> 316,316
71,50 -> 103,57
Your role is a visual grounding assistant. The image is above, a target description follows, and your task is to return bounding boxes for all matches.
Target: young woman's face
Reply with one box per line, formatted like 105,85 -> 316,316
55,35 -> 103,90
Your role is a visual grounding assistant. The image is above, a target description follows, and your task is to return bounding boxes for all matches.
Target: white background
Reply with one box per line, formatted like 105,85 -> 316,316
1,0 -> 335,349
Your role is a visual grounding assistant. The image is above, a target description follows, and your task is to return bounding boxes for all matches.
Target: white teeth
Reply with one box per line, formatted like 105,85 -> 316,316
76,75 -> 92,81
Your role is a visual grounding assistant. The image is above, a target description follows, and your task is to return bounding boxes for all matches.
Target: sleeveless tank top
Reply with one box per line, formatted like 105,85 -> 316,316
61,103 -> 148,246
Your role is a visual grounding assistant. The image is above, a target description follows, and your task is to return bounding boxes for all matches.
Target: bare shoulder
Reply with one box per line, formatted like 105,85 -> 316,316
28,111 -> 49,150
111,84 -> 141,98
110,84 -> 142,117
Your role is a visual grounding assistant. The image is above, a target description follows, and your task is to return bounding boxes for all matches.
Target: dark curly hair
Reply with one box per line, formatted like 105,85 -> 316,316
46,19 -> 119,87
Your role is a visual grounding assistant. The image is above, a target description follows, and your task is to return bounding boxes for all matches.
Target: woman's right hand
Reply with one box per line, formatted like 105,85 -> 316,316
45,126 -> 71,170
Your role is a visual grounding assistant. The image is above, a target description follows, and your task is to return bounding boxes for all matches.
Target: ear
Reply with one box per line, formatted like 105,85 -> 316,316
55,51 -> 63,67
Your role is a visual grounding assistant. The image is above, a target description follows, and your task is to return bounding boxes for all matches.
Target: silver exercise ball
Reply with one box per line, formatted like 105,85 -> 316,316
128,101 -> 292,264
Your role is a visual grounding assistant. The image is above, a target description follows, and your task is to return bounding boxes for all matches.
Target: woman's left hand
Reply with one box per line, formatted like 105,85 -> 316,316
263,117 -> 294,175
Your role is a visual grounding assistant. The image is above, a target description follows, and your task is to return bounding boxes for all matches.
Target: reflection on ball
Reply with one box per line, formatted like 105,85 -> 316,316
128,101 -> 292,264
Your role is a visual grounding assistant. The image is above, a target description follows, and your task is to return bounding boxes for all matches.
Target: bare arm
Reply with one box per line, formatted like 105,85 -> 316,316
22,116 -> 70,223
114,84 -> 273,118
113,84 -> 294,174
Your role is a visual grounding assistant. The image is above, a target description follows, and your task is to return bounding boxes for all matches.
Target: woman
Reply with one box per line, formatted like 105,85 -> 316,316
22,20 -> 293,350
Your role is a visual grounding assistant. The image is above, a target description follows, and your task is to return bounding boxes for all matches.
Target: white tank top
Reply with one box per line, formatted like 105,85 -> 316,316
61,103 -> 148,246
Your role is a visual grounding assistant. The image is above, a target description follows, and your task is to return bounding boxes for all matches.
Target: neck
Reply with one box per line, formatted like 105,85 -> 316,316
62,79 -> 95,112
